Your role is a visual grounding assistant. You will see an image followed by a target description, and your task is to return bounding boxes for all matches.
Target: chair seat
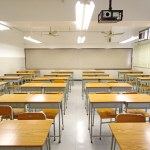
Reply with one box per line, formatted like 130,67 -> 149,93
96,108 -> 117,119
41,109 -> 59,119
127,109 -> 150,117
45,91 -> 63,94
13,108 -> 25,119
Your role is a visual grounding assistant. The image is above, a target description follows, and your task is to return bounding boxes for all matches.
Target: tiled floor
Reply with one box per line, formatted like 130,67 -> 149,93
51,81 -> 119,150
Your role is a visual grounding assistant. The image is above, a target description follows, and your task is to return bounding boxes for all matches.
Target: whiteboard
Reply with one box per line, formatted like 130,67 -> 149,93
25,48 -> 132,69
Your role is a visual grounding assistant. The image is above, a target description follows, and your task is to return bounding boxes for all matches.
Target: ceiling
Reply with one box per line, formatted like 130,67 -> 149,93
0,0 -> 150,47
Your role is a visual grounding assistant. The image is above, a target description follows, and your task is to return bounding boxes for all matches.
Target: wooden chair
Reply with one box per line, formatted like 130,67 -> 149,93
116,113 -> 146,122
53,80 -> 65,83
112,113 -> 146,149
18,112 -> 50,149
41,109 -> 59,141
18,112 -> 46,120
0,105 -> 13,120
95,92 -> 118,140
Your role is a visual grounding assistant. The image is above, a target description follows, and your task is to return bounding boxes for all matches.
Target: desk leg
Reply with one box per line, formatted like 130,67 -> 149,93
60,102 -> 64,130
88,102 -> 91,130
59,104 -> 61,143
90,103 -> 93,143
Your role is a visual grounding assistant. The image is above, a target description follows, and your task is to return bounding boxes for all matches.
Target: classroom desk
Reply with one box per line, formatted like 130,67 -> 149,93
136,77 -> 150,92
109,123 -> 150,150
88,94 -> 125,143
82,76 -> 117,97
5,73 -> 35,82
0,82 -> 7,94
82,73 -> 109,76
0,76 -> 23,89
20,83 -> 67,115
126,73 -> 150,82
118,70 -> 143,80
0,120 -> 52,150
123,93 -> 150,110
0,94 -> 63,142
17,70 -> 40,77
33,76 -> 71,91
85,83 -> 132,114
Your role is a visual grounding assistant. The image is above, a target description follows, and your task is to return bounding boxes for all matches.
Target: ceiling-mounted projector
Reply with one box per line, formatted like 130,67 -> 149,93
98,0 -> 123,23
98,10 -> 123,23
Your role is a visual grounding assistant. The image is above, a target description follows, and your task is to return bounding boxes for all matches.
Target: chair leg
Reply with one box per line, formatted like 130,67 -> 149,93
100,118 -> 102,140
53,119 -> 56,141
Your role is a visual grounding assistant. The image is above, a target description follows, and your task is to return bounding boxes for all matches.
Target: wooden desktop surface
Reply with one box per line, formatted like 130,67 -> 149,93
83,76 -> 116,80
109,123 -> 150,150
86,83 -> 132,88
0,82 -> 7,86
89,93 -> 126,103
0,120 -> 52,147
0,76 -> 23,79
21,83 -> 67,88
33,77 -> 69,80
118,70 -> 143,73
0,94 -> 63,103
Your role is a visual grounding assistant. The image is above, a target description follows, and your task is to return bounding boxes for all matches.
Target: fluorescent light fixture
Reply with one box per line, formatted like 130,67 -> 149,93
120,36 -> 138,44
77,36 -> 85,43
75,1 -> 95,30
0,23 -> 10,31
24,36 -> 42,44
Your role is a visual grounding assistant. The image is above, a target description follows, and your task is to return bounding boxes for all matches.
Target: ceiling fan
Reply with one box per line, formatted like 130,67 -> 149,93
43,27 -> 59,37
100,30 -> 124,42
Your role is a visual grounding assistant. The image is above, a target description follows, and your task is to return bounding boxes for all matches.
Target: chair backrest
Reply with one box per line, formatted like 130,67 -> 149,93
122,92 -> 137,94
107,81 -> 118,83
18,112 -> 46,120
116,114 -> 146,123
0,105 -> 13,120
53,80 -> 65,83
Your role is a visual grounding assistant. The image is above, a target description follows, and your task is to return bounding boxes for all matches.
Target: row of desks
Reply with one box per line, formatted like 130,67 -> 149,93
88,93 -> 150,143
0,120 -> 52,150
0,93 -> 64,143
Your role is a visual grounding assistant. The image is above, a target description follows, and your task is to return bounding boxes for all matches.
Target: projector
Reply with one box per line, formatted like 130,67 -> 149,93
98,10 -> 123,23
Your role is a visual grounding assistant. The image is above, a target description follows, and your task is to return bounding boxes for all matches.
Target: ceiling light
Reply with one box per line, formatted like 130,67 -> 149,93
120,36 -> 138,44
24,36 -> 42,44
75,0 -> 95,30
77,36 -> 86,43
0,23 -> 10,31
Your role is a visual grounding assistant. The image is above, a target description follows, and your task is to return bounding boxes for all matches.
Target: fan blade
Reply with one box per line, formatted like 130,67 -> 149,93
112,32 -> 124,35
100,31 -> 110,34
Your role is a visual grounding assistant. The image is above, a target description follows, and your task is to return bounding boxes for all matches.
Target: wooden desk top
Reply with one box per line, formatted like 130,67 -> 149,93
5,73 -> 34,75
21,83 -> 67,88
83,76 -> 116,80
0,94 -> 32,103
0,94 -> 63,103
33,77 -> 69,80
123,94 -> 150,103
86,83 -> 132,88
126,74 -> 150,77
108,83 -> 132,88
0,120 -> 52,147
44,73 -> 71,76
109,123 -> 150,150
137,77 -> 150,80
83,73 -> 109,76
17,70 -> 40,73
86,83 -> 110,88
0,76 -> 23,79
89,94 -> 126,103
27,94 -> 63,103
0,82 -> 7,86
118,70 -> 143,73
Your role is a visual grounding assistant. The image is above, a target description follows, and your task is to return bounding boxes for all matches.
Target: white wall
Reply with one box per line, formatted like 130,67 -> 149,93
0,29 -> 25,75
133,41 -> 150,74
